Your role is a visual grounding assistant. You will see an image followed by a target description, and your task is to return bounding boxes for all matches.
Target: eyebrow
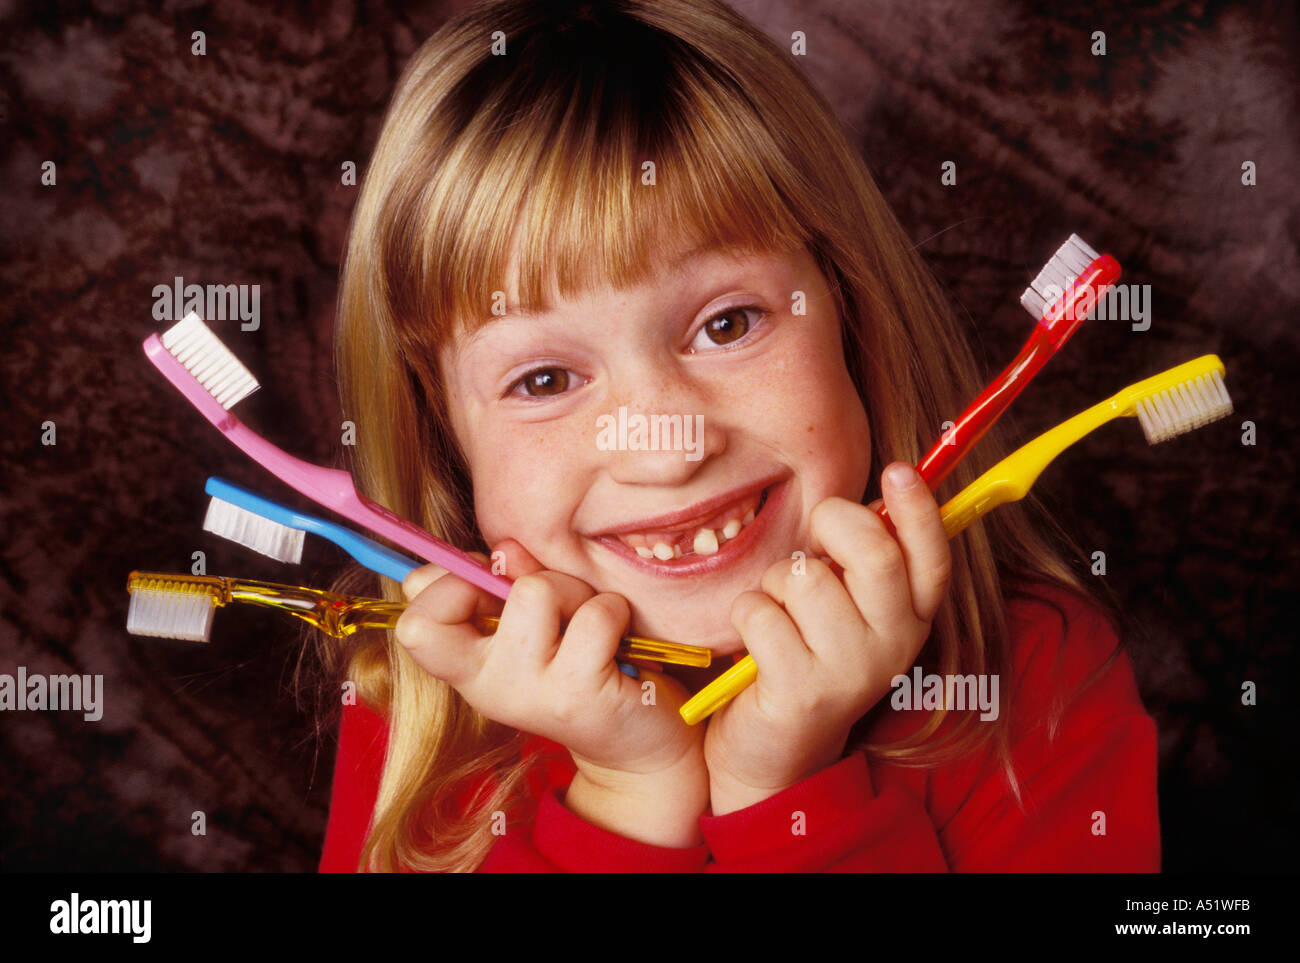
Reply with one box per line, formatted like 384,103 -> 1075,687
455,241 -> 774,354
666,240 -> 721,271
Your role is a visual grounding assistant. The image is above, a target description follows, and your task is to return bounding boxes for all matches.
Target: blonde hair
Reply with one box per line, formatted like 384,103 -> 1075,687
326,0 -> 1098,872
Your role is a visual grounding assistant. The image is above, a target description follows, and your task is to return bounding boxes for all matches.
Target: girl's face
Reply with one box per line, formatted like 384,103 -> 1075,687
439,239 -> 872,656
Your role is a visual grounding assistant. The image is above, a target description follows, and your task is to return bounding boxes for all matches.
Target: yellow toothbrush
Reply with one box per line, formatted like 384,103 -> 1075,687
125,572 -> 713,667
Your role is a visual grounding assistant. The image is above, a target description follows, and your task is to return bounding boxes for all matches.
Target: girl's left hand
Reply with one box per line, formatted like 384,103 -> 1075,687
703,462 -> 952,815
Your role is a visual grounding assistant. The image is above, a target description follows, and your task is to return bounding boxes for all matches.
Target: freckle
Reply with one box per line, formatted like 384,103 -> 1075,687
806,425 -> 814,433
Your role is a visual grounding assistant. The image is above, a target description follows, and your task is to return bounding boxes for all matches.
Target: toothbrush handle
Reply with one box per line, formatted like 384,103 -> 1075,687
326,608 -> 712,668
680,656 -> 758,725
474,616 -> 712,668
913,329 -> 1055,491
877,328 -> 1052,522
219,419 -> 513,599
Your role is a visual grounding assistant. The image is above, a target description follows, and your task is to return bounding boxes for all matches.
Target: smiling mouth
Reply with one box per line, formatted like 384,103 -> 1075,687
596,485 -> 772,563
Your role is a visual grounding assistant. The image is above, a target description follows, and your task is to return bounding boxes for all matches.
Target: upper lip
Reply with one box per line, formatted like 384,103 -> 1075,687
588,474 -> 785,537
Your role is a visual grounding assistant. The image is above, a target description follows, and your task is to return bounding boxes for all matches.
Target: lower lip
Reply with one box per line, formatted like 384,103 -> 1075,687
592,479 -> 789,579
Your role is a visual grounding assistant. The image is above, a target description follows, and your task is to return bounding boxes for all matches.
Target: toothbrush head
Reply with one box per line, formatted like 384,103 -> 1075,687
1019,234 -> 1103,321
1130,362 -> 1234,445
153,311 -> 260,410
203,495 -> 305,564
126,572 -> 224,643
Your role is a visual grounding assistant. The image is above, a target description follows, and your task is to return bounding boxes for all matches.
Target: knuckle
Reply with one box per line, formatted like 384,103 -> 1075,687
779,556 -> 839,604
809,496 -> 847,532
508,573 -> 558,612
393,608 -> 430,652
930,551 -> 953,588
401,563 -> 445,601
761,557 -> 798,596
864,536 -> 906,579
578,593 -> 629,634
731,591 -> 781,635
800,556 -> 838,592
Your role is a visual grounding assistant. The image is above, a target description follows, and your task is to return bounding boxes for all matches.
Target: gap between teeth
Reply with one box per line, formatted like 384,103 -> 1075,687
629,508 -> 756,561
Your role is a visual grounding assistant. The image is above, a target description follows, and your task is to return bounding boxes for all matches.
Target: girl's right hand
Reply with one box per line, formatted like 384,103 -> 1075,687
394,540 -> 705,787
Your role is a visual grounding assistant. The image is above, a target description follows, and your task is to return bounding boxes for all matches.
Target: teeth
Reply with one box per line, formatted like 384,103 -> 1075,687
618,487 -> 769,562
694,528 -> 719,555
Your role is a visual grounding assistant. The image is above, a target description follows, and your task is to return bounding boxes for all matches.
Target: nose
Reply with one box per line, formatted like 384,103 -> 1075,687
597,369 -> 727,486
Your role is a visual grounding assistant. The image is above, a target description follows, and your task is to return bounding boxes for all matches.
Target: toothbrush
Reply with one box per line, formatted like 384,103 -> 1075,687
680,354 -> 1232,725
198,475 -> 713,668
143,312 -> 513,599
202,476 -> 418,580
126,571 -> 405,642
125,571 -> 713,668
879,235 -> 1121,523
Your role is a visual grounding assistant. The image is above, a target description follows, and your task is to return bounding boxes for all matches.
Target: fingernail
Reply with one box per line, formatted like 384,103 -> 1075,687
617,661 -> 640,679
885,463 -> 919,491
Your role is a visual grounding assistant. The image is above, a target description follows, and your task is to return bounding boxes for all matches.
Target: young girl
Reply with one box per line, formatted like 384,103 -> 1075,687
317,0 -> 1159,872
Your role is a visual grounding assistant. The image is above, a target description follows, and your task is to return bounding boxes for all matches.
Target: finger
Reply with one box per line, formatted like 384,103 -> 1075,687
401,562 -> 448,601
879,461 -> 951,621
395,573 -> 491,687
551,592 -> 630,679
818,554 -> 845,580
494,570 -> 595,663
488,538 -> 546,580
808,496 -> 916,636
729,589 -> 811,693
760,553 -> 864,662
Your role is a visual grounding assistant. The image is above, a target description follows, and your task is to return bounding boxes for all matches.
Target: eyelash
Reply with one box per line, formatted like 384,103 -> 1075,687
504,305 -> 768,400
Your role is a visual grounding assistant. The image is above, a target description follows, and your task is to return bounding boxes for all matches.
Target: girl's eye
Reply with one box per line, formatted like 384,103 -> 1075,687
689,306 -> 762,352
509,367 -> 571,398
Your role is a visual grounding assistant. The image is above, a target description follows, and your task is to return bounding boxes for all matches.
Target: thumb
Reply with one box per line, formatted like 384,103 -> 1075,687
488,538 -> 545,580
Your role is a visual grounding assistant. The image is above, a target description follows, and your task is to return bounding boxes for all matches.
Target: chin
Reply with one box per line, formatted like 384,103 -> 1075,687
634,609 -> 746,659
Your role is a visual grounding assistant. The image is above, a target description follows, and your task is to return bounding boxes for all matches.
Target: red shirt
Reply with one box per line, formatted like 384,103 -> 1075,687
319,583 -> 1160,871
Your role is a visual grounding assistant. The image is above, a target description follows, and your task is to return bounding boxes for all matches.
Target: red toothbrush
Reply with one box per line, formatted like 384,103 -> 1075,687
879,234 -> 1121,521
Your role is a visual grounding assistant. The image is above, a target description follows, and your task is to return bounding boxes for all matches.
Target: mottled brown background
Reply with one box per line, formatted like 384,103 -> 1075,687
1,0 -> 1296,872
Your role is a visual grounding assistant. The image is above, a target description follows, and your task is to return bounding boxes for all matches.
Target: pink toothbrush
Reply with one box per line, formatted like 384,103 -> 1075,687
143,312 -> 513,599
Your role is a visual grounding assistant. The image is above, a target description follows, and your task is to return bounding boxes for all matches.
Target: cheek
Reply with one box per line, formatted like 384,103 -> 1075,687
467,419 -> 583,544
776,327 -> 872,493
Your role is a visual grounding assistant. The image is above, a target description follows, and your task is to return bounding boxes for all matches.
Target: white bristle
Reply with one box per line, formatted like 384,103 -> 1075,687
203,496 -> 305,564
127,587 -> 216,642
160,311 -> 259,409
1020,234 -> 1101,319
1135,369 -> 1234,444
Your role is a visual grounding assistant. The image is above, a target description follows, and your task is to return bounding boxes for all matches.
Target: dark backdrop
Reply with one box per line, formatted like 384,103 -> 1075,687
2,0 -> 1296,872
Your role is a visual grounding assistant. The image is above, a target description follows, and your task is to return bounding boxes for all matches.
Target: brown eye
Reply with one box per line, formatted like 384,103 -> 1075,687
518,368 -> 569,397
702,309 -> 750,346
